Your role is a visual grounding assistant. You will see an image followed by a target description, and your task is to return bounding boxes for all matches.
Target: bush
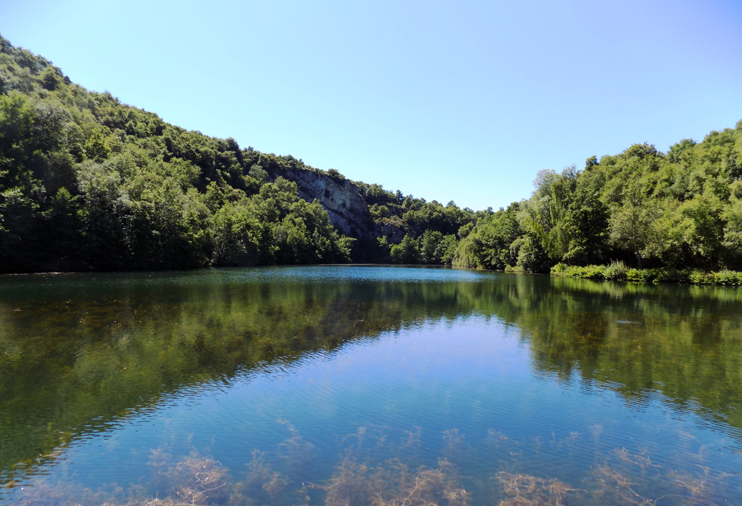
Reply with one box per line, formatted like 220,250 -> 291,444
556,264 -> 742,286
562,264 -> 606,279
711,270 -> 742,286
551,262 -> 568,275
604,261 -> 628,281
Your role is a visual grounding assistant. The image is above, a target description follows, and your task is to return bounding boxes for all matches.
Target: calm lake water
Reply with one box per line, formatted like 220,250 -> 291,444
1,266 -> 741,505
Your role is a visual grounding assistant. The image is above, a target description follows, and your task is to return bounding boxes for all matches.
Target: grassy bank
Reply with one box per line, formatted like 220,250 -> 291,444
551,261 -> 742,286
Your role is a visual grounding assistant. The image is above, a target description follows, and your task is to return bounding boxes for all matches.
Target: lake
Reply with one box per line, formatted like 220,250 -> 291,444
1,266 -> 741,505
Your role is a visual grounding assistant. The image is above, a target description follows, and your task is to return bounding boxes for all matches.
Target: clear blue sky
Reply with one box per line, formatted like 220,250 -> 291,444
2,0 -> 741,210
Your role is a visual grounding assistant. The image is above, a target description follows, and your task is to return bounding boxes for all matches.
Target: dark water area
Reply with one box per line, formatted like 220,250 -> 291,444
1,266 -> 741,505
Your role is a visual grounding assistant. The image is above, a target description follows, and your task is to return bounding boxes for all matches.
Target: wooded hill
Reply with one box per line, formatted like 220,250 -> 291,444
1,34 -> 741,273
0,35 -> 485,272
454,128 -> 742,273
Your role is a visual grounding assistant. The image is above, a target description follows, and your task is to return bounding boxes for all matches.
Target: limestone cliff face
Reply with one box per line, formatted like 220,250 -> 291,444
266,166 -> 375,240
375,220 -> 407,244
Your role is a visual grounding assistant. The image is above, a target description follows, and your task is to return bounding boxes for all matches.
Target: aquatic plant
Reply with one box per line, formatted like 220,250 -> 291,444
318,457 -> 469,506
494,472 -> 579,505
6,424 -> 739,506
277,419 -> 316,468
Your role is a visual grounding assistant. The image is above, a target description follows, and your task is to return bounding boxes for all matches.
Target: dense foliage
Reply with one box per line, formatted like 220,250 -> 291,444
0,35 -> 486,271
454,126 -> 742,274
0,36 -> 353,271
552,260 -> 742,285
354,181 -> 484,263
2,34 -> 741,273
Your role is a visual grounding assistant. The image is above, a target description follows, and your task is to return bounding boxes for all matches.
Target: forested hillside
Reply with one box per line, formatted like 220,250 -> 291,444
454,126 -> 742,274
1,34 -> 741,275
0,36 -> 362,271
0,35 -> 487,272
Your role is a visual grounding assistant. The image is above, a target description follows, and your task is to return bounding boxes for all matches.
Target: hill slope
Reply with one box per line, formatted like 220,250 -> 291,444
1,34 -> 741,274
0,35 -> 477,272
455,128 -> 742,272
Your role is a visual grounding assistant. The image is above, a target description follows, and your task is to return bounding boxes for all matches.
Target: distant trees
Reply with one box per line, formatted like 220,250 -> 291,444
1,34 -> 741,274
387,230 -> 457,265
454,124 -> 742,273
355,179 -> 478,264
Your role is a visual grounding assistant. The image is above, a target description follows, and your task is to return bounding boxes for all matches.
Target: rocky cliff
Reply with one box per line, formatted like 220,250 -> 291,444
265,166 -> 376,240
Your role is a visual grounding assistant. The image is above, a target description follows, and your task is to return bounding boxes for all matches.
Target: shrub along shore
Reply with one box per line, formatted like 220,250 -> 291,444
550,261 -> 742,286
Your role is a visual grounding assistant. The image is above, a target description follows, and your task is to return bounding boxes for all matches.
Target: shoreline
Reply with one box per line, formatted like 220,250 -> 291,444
1,263 -> 741,287
549,263 -> 742,287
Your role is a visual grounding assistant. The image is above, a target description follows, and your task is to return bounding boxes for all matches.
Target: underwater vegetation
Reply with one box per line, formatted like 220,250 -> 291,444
7,421 -> 736,506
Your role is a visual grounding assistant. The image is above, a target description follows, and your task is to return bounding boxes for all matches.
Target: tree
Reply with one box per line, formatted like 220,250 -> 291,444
390,234 -> 419,264
84,132 -> 111,162
562,171 -> 609,265
608,190 -> 660,268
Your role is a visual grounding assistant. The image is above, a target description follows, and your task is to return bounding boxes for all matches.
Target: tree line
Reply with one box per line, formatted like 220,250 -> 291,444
453,129 -> 742,274
0,36 -> 353,271
1,34 -> 741,274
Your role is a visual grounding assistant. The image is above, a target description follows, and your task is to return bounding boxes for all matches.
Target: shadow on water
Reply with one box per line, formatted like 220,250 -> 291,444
1,267 -> 742,502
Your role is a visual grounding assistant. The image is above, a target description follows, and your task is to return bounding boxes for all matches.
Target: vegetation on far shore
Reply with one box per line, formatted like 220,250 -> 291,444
1,34 -> 742,278
550,261 -> 742,286
453,130 -> 742,276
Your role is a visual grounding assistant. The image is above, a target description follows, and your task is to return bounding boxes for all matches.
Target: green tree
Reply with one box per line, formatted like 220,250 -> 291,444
608,189 -> 661,268
84,131 -> 111,162
391,234 -> 419,264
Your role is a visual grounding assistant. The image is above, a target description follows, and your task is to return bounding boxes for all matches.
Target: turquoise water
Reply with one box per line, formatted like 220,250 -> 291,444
1,266 -> 741,505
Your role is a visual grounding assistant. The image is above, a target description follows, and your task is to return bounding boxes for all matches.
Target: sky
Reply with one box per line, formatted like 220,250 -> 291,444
1,0 -> 742,211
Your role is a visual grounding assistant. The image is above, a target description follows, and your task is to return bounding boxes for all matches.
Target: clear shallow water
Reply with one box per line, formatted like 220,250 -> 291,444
1,266 -> 741,505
